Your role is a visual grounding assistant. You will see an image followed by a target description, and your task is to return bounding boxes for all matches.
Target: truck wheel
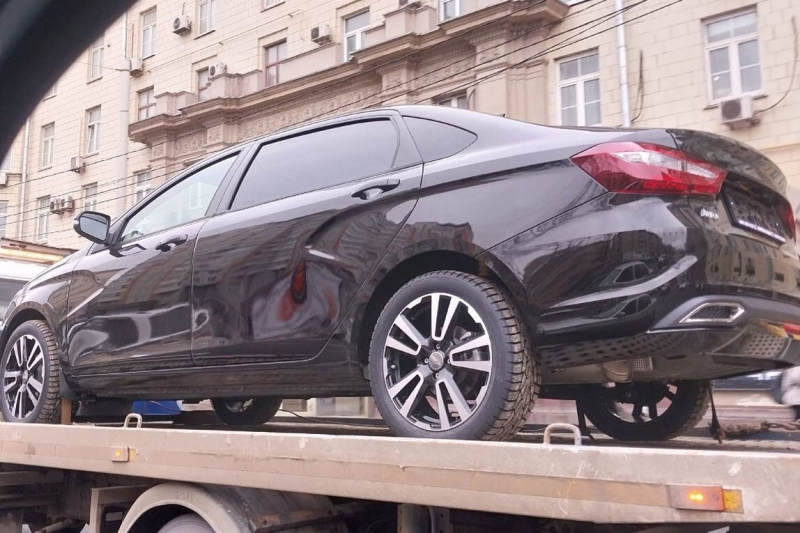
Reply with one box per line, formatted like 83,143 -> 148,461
0,320 -> 61,424
369,271 -> 538,441
210,397 -> 281,426
158,514 -> 214,533
577,380 -> 710,441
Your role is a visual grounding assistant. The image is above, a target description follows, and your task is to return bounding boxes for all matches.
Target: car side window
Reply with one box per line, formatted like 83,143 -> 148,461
403,117 -> 477,163
231,119 -> 398,211
120,155 -> 236,242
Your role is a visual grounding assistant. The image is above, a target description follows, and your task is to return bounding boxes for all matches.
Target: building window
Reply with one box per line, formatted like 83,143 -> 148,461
141,9 -> 157,58
265,41 -> 287,87
437,94 -> 468,109
135,171 -> 153,203
264,0 -> 284,8
343,11 -> 369,61
36,197 -> 50,242
89,35 -> 104,80
558,51 -> 601,126
705,10 -> 761,101
198,0 -> 216,35
86,107 -> 101,155
138,87 -> 156,120
440,0 -> 461,21
41,123 -> 54,168
0,201 -> 6,238
45,84 -> 57,99
83,184 -> 98,212
0,151 -> 9,173
197,68 -> 210,101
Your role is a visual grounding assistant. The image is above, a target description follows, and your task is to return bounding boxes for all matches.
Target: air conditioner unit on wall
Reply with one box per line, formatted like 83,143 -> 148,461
50,196 -> 75,215
720,96 -> 756,129
70,156 -> 84,173
310,24 -> 331,44
209,62 -> 227,78
130,58 -> 144,77
173,15 -> 192,35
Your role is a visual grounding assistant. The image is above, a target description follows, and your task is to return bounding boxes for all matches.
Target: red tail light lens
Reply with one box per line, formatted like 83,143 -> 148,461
777,201 -> 797,241
572,142 -> 727,196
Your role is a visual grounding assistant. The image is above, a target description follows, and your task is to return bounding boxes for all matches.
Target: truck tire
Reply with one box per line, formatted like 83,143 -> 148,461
0,320 -> 62,424
158,514 -> 214,533
210,397 -> 282,426
369,271 -> 538,441
577,380 -> 710,441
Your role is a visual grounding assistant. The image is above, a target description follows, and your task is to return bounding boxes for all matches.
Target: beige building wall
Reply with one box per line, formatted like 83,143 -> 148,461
1,0 -> 798,249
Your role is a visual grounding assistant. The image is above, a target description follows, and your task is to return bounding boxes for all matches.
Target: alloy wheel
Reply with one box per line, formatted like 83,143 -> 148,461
595,381 -> 677,423
223,399 -> 254,413
3,335 -> 46,420
382,292 -> 493,431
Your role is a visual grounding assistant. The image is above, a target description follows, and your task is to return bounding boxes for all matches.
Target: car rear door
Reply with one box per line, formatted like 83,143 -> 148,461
190,113 -> 422,366
66,153 -> 242,376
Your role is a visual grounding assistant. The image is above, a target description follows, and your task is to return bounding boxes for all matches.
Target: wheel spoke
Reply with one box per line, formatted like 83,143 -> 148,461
12,389 -> 23,419
3,375 -> 20,394
449,359 -> 492,373
430,294 -> 440,342
665,390 -> 676,401
26,385 -> 39,406
433,296 -> 460,342
648,403 -> 658,418
393,315 -> 426,353
388,368 -> 430,399
27,346 -> 43,371
449,334 -> 490,356
385,336 -> 418,356
27,377 -> 43,396
631,403 -> 643,420
12,340 -> 24,368
435,383 -> 451,430
440,373 -> 472,422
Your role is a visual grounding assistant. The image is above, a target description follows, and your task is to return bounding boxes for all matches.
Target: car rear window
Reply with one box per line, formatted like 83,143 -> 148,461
231,119 -> 398,210
403,117 -> 477,163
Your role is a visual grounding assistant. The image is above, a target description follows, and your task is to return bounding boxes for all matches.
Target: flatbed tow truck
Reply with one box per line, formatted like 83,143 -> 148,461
0,406 -> 797,533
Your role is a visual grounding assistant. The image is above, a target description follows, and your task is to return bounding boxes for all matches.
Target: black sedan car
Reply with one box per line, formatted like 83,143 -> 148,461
3,106 -> 799,441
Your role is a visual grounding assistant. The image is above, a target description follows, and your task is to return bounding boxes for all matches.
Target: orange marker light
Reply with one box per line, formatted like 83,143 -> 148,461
689,492 -> 705,502
668,485 -> 724,511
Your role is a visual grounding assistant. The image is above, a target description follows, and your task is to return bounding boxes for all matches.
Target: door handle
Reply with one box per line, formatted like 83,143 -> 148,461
351,178 -> 400,200
155,234 -> 188,252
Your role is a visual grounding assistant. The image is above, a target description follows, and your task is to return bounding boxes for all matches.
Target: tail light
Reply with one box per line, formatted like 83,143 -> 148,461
777,201 -> 797,241
572,142 -> 727,196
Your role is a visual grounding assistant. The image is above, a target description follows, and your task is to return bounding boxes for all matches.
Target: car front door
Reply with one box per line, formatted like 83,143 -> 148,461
191,114 -> 422,366
66,154 -> 240,376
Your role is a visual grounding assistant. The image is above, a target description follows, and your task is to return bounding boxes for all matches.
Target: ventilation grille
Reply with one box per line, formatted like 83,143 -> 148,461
680,302 -> 745,324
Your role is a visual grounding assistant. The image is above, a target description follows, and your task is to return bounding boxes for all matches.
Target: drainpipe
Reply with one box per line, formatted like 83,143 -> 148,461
116,11 -> 130,219
615,0 -> 631,128
16,119 -> 30,240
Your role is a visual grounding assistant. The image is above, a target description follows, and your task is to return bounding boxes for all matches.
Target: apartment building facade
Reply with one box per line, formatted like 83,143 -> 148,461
0,0 -> 798,249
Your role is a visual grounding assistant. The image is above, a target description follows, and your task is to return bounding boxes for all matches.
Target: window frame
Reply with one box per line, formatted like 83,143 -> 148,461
41,123 -> 55,169
197,68 -> 210,101
704,9 -> 763,104
439,0 -> 461,22
436,94 -> 468,109
0,151 -> 10,173
198,0 -> 216,35
556,50 -> 601,127
141,8 -> 157,59
86,107 -> 102,155
83,184 -> 99,212
135,171 -> 153,203
0,201 -> 7,239
265,41 -> 287,88
138,87 -> 156,120
343,11 -> 369,62
115,153 -> 241,246
45,84 -> 57,99
264,0 -> 284,8
89,35 -> 104,80
36,196 -> 50,243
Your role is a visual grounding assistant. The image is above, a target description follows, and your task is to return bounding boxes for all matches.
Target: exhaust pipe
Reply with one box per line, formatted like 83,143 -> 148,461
679,302 -> 745,324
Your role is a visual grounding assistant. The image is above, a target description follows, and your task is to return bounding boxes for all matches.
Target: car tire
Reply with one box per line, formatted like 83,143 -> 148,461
369,270 -> 539,441
210,397 -> 282,426
577,380 -> 710,441
157,514 -> 214,533
0,320 -> 62,424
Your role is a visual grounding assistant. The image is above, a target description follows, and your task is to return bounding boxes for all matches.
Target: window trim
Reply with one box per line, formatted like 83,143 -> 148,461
134,171 -> 153,203
83,184 -> 99,212
41,123 -> 55,169
138,87 -> 156,120
89,35 -> 104,80
343,11 -> 369,62
263,0 -> 285,9
439,0 -> 461,22
141,8 -> 157,59
556,50 -> 601,127
198,0 -> 216,36
0,201 -> 7,239
86,107 -> 102,155
703,9 -> 763,104
44,84 -> 57,99
435,93 -> 468,109
265,41 -> 287,88
197,68 -> 210,101
36,196 -> 50,243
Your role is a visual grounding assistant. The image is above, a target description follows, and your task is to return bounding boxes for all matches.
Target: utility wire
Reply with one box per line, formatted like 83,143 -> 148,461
19,0 -> 678,243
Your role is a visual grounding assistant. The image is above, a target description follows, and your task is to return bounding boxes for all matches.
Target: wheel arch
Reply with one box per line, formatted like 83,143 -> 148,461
354,245 -> 530,367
